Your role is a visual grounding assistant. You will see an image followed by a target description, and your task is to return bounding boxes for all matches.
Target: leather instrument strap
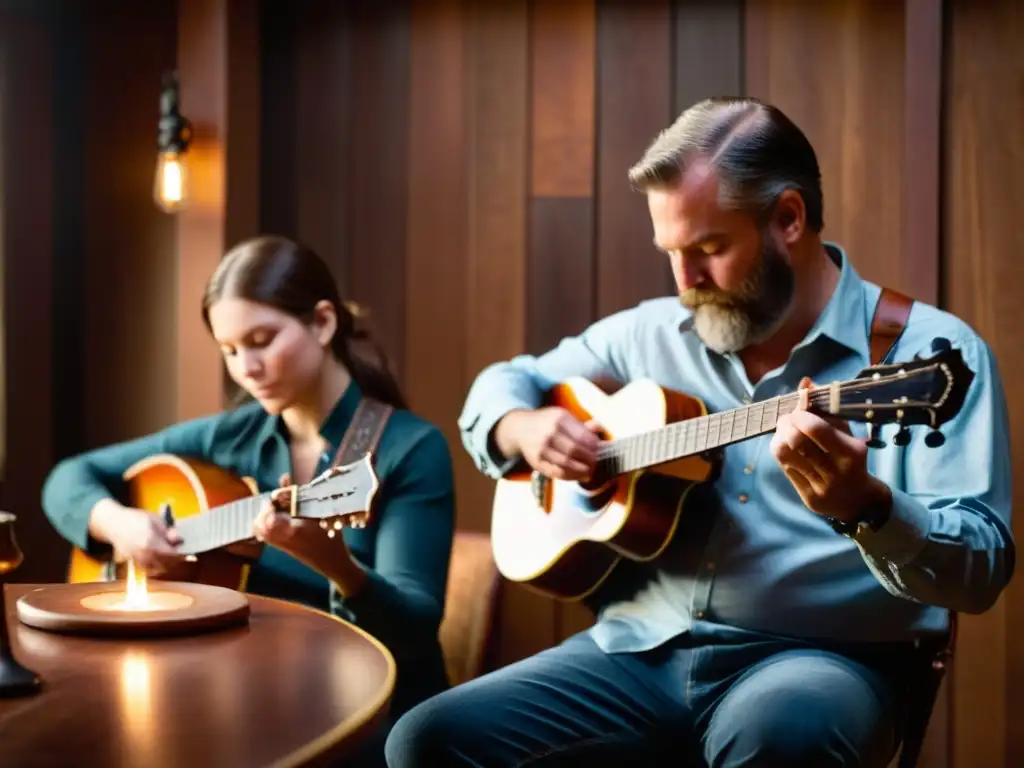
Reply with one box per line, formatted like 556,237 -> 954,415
869,287 -> 914,366
330,397 -> 394,468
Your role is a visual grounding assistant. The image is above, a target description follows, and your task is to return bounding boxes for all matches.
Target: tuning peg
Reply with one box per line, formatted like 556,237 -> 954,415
931,337 -> 952,354
866,423 -> 886,449
893,424 -> 911,447
925,429 -> 945,448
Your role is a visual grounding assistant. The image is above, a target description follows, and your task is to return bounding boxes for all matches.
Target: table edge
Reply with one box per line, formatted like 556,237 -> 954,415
6,585 -> 398,768
255,593 -> 398,768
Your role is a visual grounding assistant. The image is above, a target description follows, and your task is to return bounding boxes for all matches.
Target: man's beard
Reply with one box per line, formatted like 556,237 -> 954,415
680,233 -> 796,355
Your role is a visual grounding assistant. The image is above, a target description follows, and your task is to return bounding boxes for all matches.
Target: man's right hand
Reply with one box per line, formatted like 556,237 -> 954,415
89,501 -> 184,573
495,407 -> 602,481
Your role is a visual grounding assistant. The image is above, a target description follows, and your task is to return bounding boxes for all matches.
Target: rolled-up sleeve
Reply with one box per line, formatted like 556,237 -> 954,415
855,335 -> 1015,614
457,308 -> 640,479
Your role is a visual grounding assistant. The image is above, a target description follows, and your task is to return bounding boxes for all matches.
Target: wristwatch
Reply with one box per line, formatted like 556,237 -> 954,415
826,502 -> 891,538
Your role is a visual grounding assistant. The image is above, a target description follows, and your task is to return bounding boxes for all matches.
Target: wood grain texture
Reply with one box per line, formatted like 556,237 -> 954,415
673,0 -> 744,113
530,0 -> 595,197
745,0 -> 907,293
347,0 -> 411,385
596,0 -> 673,318
294,0 -> 350,285
464,0 -> 528,531
945,3 -> 1023,766
405,0 -> 468,473
0,12 -> 59,582
902,0 -> 942,306
81,1 -> 179,450
1,585 -> 394,767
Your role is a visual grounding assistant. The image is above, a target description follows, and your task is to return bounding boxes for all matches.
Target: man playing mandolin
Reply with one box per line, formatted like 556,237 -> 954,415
386,97 -> 1014,767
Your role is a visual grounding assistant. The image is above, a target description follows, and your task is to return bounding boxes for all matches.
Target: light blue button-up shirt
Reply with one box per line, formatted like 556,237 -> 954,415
458,244 -> 1014,654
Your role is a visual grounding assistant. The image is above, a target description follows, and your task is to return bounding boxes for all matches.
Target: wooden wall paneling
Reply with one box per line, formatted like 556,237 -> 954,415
258,0 -> 297,238
0,11 -> 59,580
463,0 -> 532,664
902,2 -> 947,764
595,0 -> 673,320
672,0 -> 745,294
463,0 -> 528,534
347,0 -> 411,386
530,0 -> 595,199
50,4 -> 86,468
673,0 -> 745,112
902,0 -> 942,306
945,3 -> 1023,765
528,0 -> 596,647
81,1 -> 179,452
176,0 -> 261,421
744,0 -> 907,292
294,0 -> 350,285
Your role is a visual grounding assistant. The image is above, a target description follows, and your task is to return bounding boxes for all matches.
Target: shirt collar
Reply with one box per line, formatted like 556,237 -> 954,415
676,242 -> 870,363
256,379 -> 364,453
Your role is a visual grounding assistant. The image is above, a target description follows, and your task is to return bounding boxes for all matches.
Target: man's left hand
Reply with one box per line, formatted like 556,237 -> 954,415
771,377 -> 892,523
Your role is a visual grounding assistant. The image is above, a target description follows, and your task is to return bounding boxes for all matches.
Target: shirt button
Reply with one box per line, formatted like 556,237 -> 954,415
695,610 -> 705,619
738,494 -> 749,503
743,465 -> 753,474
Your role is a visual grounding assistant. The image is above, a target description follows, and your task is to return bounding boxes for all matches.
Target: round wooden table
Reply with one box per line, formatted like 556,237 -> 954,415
0,584 -> 395,767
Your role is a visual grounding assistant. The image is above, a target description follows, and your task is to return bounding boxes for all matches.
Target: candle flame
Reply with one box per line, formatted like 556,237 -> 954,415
124,560 -> 149,610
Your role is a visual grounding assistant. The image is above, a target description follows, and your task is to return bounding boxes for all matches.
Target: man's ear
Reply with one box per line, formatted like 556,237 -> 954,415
773,189 -> 805,245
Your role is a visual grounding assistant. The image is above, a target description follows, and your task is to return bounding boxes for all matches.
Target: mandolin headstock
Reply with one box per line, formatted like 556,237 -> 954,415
812,337 -> 974,448
293,453 -> 381,536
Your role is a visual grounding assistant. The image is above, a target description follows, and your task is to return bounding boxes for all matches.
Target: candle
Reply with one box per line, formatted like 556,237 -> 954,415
79,560 -> 194,612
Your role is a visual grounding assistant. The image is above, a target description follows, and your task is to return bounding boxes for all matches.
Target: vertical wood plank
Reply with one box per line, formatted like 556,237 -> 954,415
530,0 -> 595,197
945,4 -> 1021,765
904,4 -> 948,768
82,1 -> 179,448
463,0 -> 528,532
744,0 -> 907,294
0,12 -> 59,580
902,0 -> 942,307
347,0 -> 411,385
405,0 -> 468,485
294,0 -> 350,285
464,0 -> 546,665
258,0 -> 297,238
595,0 -> 673,319
674,0 -> 745,113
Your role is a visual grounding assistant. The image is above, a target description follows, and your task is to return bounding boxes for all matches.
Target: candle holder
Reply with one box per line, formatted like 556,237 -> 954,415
0,512 -> 42,697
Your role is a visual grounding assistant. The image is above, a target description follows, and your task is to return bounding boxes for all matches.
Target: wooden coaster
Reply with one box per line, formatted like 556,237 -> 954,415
16,581 -> 250,638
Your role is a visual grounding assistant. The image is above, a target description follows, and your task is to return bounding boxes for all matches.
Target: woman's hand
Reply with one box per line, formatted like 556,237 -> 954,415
253,473 -> 368,596
89,499 -> 186,575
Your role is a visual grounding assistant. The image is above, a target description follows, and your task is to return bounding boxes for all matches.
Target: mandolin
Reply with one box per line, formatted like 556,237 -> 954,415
67,453 -> 381,590
490,337 -> 974,601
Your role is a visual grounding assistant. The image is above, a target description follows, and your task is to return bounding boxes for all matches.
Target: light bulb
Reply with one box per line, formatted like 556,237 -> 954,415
154,150 -> 189,213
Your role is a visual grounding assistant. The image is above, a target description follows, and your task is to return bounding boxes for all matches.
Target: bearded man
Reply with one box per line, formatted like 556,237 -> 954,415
385,97 -> 1014,768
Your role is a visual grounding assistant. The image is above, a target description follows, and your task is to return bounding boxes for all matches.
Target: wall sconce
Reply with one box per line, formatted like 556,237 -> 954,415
153,71 -> 192,214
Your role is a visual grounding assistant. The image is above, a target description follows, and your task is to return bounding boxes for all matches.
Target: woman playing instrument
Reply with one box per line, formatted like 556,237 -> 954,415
41,235 -> 455,760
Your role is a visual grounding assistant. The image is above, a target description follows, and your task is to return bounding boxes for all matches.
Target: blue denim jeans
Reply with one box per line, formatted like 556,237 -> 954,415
385,622 -> 915,767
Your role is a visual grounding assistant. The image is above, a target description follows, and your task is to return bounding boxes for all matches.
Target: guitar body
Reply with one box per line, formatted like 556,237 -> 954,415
67,454 -> 263,591
491,377 -> 716,601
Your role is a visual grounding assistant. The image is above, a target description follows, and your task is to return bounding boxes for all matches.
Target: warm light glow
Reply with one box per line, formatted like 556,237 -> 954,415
153,150 -> 188,213
79,559 -> 194,612
120,651 -> 157,765
125,559 -> 148,609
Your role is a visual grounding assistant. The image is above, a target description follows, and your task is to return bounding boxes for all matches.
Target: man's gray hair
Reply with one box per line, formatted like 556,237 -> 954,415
628,96 -> 824,232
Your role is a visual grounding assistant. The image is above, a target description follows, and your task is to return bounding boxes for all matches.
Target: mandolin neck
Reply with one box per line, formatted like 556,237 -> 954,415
174,492 -> 273,556
597,392 -> 801,476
